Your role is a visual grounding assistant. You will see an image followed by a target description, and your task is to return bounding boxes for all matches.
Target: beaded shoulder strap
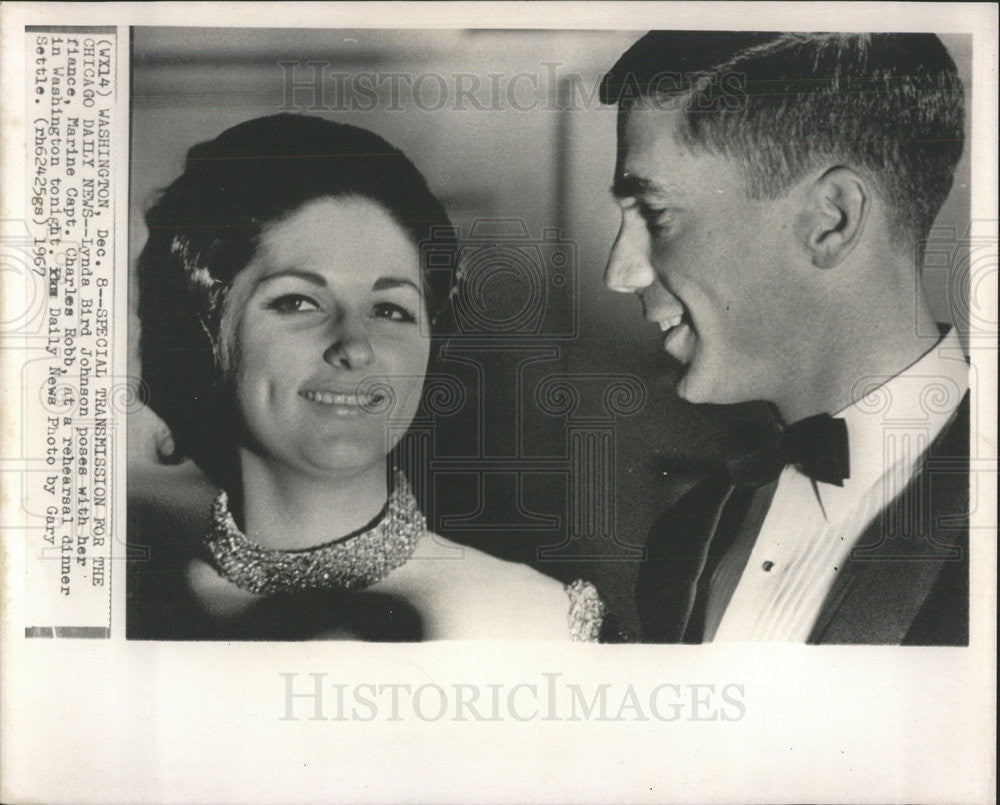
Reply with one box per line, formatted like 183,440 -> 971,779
565,580 -> 605,642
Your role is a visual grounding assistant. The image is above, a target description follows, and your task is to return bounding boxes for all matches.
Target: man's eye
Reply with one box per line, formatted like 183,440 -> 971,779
268,294 -> 320,313
641,207 -> 675,235
373,302 -> 417,323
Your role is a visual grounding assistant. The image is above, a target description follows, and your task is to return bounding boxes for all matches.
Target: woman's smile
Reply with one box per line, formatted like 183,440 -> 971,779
299,388 -> 386,412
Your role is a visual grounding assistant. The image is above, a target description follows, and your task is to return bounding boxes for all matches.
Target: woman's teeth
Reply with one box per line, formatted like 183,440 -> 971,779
300,390 -> 380,406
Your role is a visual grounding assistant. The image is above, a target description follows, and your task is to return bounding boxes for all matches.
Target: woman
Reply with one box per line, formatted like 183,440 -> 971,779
128,113 -> 604,641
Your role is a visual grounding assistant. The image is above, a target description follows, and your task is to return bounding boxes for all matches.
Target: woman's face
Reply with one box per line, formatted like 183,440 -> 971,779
222,196 -> 430,479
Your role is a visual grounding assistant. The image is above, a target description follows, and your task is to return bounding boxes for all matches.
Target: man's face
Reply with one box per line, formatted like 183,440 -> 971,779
605,105 -> 811,407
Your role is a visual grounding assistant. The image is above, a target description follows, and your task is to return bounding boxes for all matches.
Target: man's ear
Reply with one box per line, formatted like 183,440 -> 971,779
801,166 -> 869,269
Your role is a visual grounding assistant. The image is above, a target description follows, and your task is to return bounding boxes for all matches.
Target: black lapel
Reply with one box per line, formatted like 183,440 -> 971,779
682,482 -> 774,642
810,392 -> 970,644
636,473 -> 735,642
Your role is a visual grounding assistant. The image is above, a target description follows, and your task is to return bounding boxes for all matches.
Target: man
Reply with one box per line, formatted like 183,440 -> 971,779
599,32 -> 970,643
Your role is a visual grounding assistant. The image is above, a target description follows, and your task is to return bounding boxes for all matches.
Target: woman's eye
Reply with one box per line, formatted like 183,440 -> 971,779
268,294 -> 320,313
372,302 -> 417,323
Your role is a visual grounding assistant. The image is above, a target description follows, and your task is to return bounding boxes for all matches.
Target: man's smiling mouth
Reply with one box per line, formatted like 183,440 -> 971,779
657,313 -> 684,331
655,311 -> 696,364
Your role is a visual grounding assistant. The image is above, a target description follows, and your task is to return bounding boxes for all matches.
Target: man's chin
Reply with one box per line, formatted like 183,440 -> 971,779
677,370 -> 767,411
674,364 -> 703,402
675,365 -> 736,406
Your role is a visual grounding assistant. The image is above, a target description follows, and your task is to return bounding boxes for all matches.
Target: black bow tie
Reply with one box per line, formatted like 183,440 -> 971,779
725,413 -> 851,488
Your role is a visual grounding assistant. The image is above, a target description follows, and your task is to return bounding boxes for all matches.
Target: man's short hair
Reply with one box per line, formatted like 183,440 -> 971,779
600,32 -> 965,246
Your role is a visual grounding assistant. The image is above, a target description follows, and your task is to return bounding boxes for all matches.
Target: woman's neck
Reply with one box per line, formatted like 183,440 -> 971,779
236,452 -> 390,550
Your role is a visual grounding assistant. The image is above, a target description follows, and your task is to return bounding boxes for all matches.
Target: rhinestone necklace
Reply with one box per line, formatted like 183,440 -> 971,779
204,472 -> 424,595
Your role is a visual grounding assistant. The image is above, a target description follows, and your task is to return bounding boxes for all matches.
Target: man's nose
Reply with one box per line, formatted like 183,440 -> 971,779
604,217 -> 655,293
323,314 -> 375,370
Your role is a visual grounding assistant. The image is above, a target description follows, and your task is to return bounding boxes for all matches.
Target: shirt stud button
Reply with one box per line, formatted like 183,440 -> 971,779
762,561 -> 775,572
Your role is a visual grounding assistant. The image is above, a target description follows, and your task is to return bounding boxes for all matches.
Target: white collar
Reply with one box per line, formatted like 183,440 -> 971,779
804,327 -> 969,521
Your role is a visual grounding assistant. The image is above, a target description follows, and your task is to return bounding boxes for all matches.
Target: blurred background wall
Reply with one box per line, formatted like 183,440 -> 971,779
130,28 -> 971,640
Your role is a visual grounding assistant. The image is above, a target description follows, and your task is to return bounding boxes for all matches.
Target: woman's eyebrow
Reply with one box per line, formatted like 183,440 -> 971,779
255,271 -> 421,294
257,268 -> 327,287
372,277 -> 422,294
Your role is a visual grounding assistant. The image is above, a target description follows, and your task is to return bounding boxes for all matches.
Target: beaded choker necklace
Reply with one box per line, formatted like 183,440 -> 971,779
204,473 -> 424,595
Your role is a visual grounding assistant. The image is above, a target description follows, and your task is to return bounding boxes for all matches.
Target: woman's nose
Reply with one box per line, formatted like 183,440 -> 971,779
604,217 -> 655,294
323,316 -> 374,370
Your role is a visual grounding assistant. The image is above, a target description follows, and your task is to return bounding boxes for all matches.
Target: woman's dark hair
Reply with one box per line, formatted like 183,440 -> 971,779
138,114 -> 456,488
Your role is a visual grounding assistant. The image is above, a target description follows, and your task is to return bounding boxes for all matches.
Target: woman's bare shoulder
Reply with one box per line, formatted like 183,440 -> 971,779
387,533 -> 576,640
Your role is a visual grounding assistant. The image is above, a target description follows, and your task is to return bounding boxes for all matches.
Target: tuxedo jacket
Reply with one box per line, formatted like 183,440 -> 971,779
637,393 -> 970,645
